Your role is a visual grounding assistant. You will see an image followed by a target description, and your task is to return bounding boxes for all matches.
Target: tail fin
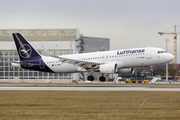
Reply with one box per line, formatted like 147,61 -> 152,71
12,33 -> 41,61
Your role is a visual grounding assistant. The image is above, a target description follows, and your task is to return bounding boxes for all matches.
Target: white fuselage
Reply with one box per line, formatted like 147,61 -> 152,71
41,47 -> 174,73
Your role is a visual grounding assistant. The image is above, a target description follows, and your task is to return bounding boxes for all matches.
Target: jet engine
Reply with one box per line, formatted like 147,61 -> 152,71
99,62 -> 124,74
118,68 -> 134,75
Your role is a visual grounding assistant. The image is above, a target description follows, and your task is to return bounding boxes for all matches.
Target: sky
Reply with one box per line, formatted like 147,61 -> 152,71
1,0 -> 180,62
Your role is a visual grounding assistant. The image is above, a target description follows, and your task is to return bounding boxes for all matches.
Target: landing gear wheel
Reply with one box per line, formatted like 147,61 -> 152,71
151,72 -> 155,76
149,66 -> 155,76
87,75 -> 94,81
99,76 -> 106,82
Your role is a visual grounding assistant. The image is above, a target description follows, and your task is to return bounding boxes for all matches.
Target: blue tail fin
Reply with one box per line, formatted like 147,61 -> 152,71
12,33 -> 41,61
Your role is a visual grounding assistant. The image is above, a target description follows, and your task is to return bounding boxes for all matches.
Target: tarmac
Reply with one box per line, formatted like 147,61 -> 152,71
0,84 -> 180,91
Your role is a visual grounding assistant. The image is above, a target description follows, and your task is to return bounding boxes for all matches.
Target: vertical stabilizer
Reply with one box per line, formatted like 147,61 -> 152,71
12,33 -> 41,61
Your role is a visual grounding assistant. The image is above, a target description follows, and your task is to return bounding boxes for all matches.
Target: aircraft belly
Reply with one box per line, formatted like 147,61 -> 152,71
50,63 -> 78,73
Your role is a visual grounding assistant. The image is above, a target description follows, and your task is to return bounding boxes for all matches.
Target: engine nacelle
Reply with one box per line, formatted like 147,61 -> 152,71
99,62 -> 124,74
99,63 -> 116,74
118,68 -> 134,75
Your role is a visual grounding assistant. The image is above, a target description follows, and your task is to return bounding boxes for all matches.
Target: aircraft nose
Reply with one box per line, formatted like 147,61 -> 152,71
168,53 -> 174,62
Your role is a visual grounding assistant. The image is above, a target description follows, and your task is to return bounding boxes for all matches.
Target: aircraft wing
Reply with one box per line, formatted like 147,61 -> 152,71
49,55 -> 102,69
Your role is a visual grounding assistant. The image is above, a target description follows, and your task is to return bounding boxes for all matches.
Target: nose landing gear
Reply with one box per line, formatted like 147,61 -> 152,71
151,72 -> 155,76
150,66 -> 155,76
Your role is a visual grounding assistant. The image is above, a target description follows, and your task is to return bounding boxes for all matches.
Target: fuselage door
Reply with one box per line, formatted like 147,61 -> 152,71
146,48 -> 152,59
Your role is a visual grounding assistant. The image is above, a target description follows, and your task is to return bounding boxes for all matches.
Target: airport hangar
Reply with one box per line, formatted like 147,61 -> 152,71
0,29 -> 110,83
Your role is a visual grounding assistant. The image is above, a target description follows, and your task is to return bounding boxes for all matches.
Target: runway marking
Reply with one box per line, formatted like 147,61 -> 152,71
139,98 -> 149,108
0,86 -> 180,91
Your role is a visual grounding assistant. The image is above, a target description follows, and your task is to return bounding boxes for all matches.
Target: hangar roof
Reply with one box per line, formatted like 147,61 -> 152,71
0,29 -> 79,41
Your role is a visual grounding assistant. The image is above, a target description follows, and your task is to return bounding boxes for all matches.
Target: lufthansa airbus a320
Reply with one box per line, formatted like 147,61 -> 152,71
11,33 -> 174,82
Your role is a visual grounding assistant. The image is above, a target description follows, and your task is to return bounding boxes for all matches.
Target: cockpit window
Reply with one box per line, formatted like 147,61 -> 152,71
157,51 -> 167,54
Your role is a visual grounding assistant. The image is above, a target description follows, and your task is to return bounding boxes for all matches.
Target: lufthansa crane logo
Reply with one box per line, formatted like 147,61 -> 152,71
19,44 -> 32,58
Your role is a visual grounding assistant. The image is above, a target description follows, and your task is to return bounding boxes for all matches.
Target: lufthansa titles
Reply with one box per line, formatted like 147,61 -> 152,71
117,49 -> 145,55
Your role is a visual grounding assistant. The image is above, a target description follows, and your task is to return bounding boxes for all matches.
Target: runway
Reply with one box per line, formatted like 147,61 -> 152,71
0,85 -> 180,91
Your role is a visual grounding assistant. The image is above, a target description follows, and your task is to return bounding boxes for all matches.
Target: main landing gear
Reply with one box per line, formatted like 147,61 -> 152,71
87,75 -> 94,81
99,75 -> 106,82
87,74 -> 106,82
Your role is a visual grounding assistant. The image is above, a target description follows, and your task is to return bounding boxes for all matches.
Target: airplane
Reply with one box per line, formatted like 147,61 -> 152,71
11,33 -> 174,82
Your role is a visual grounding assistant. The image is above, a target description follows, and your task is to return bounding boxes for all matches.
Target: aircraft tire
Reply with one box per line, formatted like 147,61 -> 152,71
87,75 -> 94,81
99,76 -> 106,82
151,72 -> 155,76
